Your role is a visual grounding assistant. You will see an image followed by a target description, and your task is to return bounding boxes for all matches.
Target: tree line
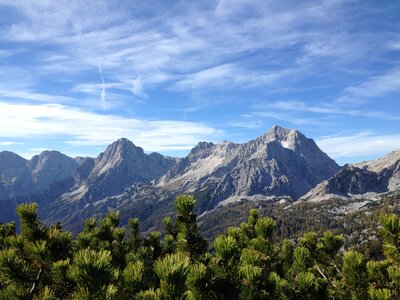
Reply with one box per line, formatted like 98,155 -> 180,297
0,195 -> 399,299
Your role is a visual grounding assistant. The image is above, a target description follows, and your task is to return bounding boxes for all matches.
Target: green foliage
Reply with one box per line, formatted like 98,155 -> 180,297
68,249 -> 117,298
254,217 -> 275,241
176,194 -> 196,218
154,252 -> 191,299
123,260 -> 145,294
0,197 -> 400,299
379,213 -> 400,265
341,251 -> 369,300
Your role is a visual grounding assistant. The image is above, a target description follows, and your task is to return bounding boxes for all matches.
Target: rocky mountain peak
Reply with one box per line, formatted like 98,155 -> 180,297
257,125 -> 303,150
0,151 -> 27,166
76,138 -> 178,200
157,126 -> 340,206
27,150 -> 78,186
29,150 -> 73,166
0,151 -> 28,180
189,141 -> 215,156
93,138 -> 145,174
108,138 -> 144,156
353,149 -> 400,173
269,125 -> 297,137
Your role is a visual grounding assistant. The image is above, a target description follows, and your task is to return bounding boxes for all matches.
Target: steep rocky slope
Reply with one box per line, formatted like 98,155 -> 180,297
301,150 -> 400,202
58,138 -> 178,203
0,150 -> 78,199
3,126 -> 398,236
45,126 -> 340,231
156,125 -> 340,208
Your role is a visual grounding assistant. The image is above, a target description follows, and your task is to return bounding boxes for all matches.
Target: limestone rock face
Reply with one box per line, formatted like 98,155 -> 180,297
0,150 -> 77,198
39,126 -> 341,229
0,151 -> 28,198
27,151 -> 78,191
159,125 -> 340,204
80,138 -> 178,200
0,151 -> 27,182
0,139 -> 180,226
301,150 -> 400,202
4,126 -> 399,234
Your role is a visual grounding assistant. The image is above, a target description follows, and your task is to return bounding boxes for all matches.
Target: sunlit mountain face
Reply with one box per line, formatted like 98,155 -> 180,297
0,126 -> 398,237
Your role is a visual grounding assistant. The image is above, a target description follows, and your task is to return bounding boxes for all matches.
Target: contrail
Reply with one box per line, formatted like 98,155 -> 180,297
98,64 -> 106,109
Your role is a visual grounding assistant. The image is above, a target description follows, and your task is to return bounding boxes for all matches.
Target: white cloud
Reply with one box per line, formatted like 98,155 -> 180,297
131,77 -> 148,98
98,65 -> 106,109
0,141 -> 22,146
345,68 -> 400,97
230,120 -> 263,129
254,110 -> 331,127
258,100 -> 400,121
388,40 -> 400,50
0,49 -> 16,58
172,64 -> 295,90
0,0 -> 377,95
72,82 -> 128,94
0,102 -> 223,152
316,132 -> 400,158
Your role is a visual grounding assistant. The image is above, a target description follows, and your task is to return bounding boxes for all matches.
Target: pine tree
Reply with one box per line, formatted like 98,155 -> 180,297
175,195 -> 207,260
0,197 -> 399,299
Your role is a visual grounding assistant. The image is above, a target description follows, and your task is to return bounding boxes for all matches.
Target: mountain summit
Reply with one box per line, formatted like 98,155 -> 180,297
59,138 -> 178,203
301,149 -> 400,202
1,126 -> 379,233
154,125 -> 340,213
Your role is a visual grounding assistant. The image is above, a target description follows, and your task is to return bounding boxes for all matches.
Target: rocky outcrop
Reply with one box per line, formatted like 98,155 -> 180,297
51,126 -> 340,230
0,150 -> 78,199
76,138 -> 178,200
158,125 -> 340,204
301,150 -> 400,202
4,126 -> 399,234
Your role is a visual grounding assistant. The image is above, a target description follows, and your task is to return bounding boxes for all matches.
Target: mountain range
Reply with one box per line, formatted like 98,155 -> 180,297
0,125 -> 399,235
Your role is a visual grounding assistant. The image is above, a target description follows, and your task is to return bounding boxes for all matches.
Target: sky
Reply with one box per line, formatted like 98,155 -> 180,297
0,0 -> 400,165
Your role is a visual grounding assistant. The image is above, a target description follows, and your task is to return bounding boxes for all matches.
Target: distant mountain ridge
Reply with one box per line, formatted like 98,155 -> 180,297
0,150 -> 78,199
300,149 -> 400,202
155,126 -> 340,207
58,138 -> 178,203
28,126 -> 341,230
0,126 -> 399,235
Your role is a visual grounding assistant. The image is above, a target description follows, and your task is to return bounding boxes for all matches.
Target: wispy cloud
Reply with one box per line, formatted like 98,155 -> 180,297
131,77 -> 148,98
0,49 -> 17,58
0,0 -> 382,97
0,90 -> 77,104
172,64 -> 295,90
0,102 -> 223,152
0,0 -> 399,162
230,119 -> 263,129
98,65 -> 106,109
253,110 -> 331,127
257,100 -> 400,122
316,132 -> 400,158
345,68 -> 400,97
0,141 -> 23,146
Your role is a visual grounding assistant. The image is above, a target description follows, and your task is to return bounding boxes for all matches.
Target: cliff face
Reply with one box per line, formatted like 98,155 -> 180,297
74,138 -> 178,200
42,126 -> 341,231
2,126 -> 399,235
0,150 -> 77,198
301,150 -> 400,202
158,125 -> 339,205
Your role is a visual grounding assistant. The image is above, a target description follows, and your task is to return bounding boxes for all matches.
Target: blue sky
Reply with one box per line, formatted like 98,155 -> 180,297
0,0 -> 400,165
